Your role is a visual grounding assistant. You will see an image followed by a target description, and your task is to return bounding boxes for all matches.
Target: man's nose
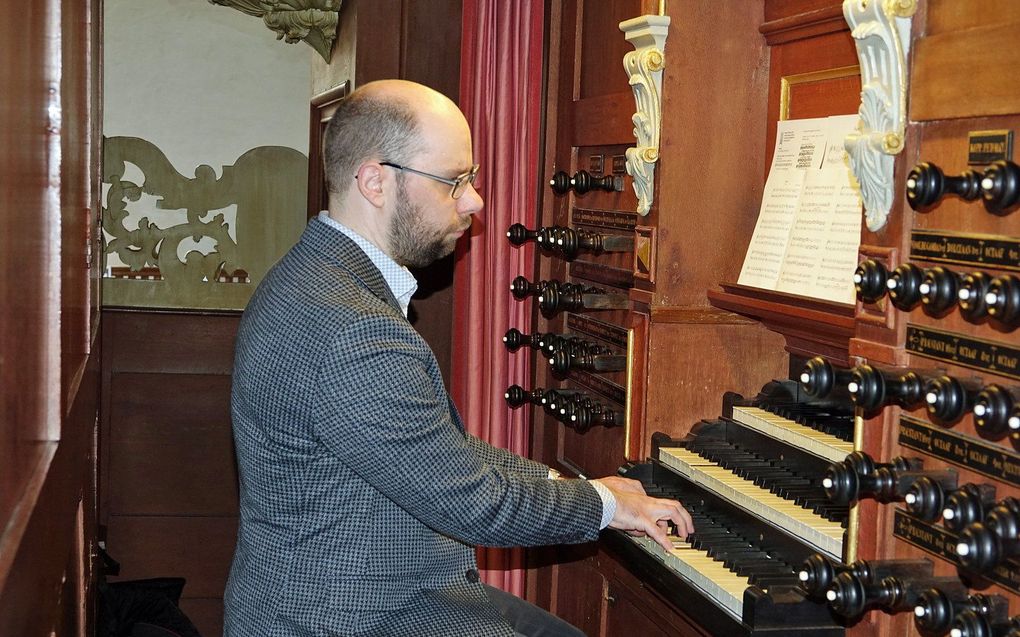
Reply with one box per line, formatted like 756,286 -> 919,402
458,182 -> 484,218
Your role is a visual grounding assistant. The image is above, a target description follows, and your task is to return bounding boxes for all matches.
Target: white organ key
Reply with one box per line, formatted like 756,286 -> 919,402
730,406 -> 853,463
630,534 -> 751,620
659,447 -> 844,559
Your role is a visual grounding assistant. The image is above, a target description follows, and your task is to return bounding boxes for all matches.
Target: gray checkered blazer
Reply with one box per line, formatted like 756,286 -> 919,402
224,218 -> 603,636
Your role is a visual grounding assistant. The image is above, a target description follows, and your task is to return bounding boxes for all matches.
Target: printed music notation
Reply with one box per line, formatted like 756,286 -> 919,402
738,115 -> 863,305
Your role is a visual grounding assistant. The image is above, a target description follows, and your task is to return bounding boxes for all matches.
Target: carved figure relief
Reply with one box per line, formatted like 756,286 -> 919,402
209,0 -> 342,61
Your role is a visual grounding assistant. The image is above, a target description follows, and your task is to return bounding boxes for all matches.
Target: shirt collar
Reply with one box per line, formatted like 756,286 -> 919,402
317,212 -> 418,317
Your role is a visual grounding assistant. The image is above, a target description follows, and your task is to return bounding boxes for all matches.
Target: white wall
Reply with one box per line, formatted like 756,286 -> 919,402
104,0 -> 311,176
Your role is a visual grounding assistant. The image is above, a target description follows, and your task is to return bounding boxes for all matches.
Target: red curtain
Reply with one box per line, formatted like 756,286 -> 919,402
452,0 -> 545,595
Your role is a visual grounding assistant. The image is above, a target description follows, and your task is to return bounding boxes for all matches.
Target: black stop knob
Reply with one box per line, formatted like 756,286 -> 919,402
798,554 -> 839,597
848,365 -> 926,411
549,170 -> 571,195
887,263 -> 924,311
959,271 -> 993,323
570,170 -> 615,195
985,274 -> 1020,327
957,498 -> 1020,573
980,160 -> 1020,215
800,357 -> 852,398
914,590 -> 1000,637
822,452 -> 919,505
920,266 -> 960,316
854,259 -> 889,303
974,385 -> 1020,440
504,384 -> 544,408
510,275 -> 546,300
943,484 -> 997,534
550,349 -> 587,376
905,476 -> 949,523
924,375 -> 980,426
949,608 -> 1015,637
506,223 -> 539,246
906,162 -> 982,210
503,328 -> 547,352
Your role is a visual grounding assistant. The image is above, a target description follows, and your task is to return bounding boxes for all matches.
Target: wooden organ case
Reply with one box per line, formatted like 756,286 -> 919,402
510,1 -> 1020,636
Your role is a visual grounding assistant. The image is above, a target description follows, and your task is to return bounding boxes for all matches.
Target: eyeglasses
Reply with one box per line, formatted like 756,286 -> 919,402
380,161 -> 480,199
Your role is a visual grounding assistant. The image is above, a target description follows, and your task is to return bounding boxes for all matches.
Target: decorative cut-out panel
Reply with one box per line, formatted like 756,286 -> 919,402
102,136 -> 307,310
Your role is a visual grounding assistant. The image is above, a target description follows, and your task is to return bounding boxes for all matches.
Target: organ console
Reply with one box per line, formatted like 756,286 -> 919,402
520,3 -> 1020,635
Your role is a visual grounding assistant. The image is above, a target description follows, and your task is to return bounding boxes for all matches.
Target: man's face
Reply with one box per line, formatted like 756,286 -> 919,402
385,108 -> 483,268
388,176 -> 470,268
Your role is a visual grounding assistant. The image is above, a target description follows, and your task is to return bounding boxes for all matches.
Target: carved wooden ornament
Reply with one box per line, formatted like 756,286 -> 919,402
620,15 -> 670,217
209,0 -> 342,62
843,0 -> 916,232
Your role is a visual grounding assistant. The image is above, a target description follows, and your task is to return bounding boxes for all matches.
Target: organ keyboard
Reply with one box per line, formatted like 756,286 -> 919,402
611,379 -> 852,635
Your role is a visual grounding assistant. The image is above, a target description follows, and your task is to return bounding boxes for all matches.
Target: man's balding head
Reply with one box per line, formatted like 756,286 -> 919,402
322,80 -> 458,201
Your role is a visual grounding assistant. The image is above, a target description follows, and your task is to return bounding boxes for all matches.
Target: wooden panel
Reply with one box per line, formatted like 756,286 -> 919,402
785,73 -> 860,121
910,19 -> 1020,121
765,0 -> 841,23
104,310 -> 239,375
643,322 -> 788,446
106,516 -> 237,599
179,597 -> 225,637
0,0 -> 102,634
925,0 -> 1020,34
107,373 -> 237,516
578,0 -> 642,100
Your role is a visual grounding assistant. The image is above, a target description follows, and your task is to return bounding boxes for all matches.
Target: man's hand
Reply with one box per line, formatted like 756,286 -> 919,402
592,476 -> 693,552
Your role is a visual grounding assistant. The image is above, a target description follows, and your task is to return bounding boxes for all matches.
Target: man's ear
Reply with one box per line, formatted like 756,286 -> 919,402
354,162 -> 387,208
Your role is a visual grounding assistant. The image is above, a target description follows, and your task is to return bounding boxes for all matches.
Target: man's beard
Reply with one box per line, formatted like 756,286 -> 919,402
388,180 -> 467,268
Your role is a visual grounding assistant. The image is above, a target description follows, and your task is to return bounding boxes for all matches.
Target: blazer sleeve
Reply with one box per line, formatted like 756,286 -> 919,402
463,434 -> 549,479
313,313 -> 602,548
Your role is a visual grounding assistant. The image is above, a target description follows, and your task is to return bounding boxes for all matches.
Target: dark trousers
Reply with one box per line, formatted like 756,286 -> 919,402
483,584 -> 587,637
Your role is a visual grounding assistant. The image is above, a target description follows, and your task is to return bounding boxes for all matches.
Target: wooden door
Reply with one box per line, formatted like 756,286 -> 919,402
0,1 -> 103,635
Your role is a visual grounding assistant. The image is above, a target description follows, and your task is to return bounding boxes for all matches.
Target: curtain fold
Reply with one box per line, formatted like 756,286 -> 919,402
452,0 -> 546,595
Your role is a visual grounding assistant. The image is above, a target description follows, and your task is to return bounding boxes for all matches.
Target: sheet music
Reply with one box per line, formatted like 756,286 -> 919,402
738,115 -> 862,304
